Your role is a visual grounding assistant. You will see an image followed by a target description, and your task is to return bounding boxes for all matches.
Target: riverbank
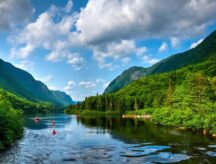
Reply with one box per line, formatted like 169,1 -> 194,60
124,108 -> 216,138
65,107 -> 216,138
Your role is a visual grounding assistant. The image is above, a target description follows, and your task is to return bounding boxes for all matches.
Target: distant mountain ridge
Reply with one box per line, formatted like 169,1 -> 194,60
0,59 -> 74,107
104,30 -> 216,93
104,66 -> 147,93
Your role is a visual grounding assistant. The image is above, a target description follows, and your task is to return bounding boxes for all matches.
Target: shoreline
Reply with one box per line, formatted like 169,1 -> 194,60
65,109 -> 216,139
121,114 -> 216,139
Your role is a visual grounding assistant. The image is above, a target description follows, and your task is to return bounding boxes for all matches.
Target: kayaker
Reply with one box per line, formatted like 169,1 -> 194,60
52,129 -> 57,135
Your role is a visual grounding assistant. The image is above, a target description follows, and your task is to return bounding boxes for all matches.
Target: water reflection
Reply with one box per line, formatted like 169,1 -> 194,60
0,114 -> 215,163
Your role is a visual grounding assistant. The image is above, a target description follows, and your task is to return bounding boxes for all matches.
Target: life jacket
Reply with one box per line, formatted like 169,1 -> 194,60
51,121 -> 55,127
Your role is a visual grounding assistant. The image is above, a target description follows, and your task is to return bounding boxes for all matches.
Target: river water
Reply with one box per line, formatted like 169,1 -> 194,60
0,114 -> 216,163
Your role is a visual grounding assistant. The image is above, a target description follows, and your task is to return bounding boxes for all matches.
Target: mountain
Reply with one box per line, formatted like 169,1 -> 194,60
104,66 -> 147,93
0,59 -> 74,107
105,30 -> 216,93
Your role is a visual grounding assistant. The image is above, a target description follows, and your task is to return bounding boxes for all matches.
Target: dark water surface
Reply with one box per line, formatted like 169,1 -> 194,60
0,114 -> 216,163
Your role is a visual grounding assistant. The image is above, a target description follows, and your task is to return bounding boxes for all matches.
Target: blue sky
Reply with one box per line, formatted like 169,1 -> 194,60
0,0 -> 216,101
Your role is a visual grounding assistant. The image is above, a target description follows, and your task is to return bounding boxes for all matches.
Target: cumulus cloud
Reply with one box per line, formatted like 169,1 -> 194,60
93,40 -> 148,69
170,37 -> 181,48
9,1 -> 83,70
142,56 -> 160,65
76,0 -> 216,44
0,0 -> 33,30
64,78 -> 108,100
41,75 -> 53,83
9,0 -> 216,70
79,81 -> 96,88
67,53 -> 85,70
64,80 -> 76,92
159,42 -> 168,52
65,0 -> 73,13
190,39 -> 204,49
122,57 -> 131,64
10,8 -> 77,58
78,78 -> 108,89
96,78 -> 106,83
10,44 -> 34,59
67,80 -> 76,86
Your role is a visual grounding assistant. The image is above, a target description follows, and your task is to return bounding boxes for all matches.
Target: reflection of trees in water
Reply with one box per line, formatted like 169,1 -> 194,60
78,116 -> 212,146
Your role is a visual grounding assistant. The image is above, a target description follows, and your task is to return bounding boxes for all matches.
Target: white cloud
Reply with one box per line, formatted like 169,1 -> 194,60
190,39 -> 204,49
67,80 -> 76,86
64,80 -> 76,92
76,0 -> 216,44
93,40 -> 147,69
67,53 -> 85,70
15,60 -> 34,71
65,0 -> 73,13
64,78 -> 109,100
9,0 -> 216,71
10,9 -> 77,58
9,2 -> 83,70
77,78 -> 109,89
96,78 -> 106,83
159,42 -> 168,52
122,57 -> 131,64
41,75 -> 53,83
136,47 -> 147,56
31,74 -> 54,86
48,85 -> 58,90
170,37 -> 181,48
10,44 -> 34,59
0,0 -> 33,30
142,56 -> 160,65
79,81 -> 96,88
94,40 -> 136,60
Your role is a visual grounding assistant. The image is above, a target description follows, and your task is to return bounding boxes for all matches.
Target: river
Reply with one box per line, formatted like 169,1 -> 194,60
0,114 -> 216,163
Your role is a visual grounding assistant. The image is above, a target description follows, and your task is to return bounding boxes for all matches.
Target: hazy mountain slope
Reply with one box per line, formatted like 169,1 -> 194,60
0,59 -> 73,107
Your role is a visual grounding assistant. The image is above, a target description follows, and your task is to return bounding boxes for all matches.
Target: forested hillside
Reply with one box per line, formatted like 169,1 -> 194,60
0,59 -> 74,107
0,89 -> 55,114
105,30 -> 216,93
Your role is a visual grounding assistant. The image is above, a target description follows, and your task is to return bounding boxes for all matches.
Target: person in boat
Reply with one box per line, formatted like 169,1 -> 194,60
52,129 -> 57,135
34,116 -> 39,122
